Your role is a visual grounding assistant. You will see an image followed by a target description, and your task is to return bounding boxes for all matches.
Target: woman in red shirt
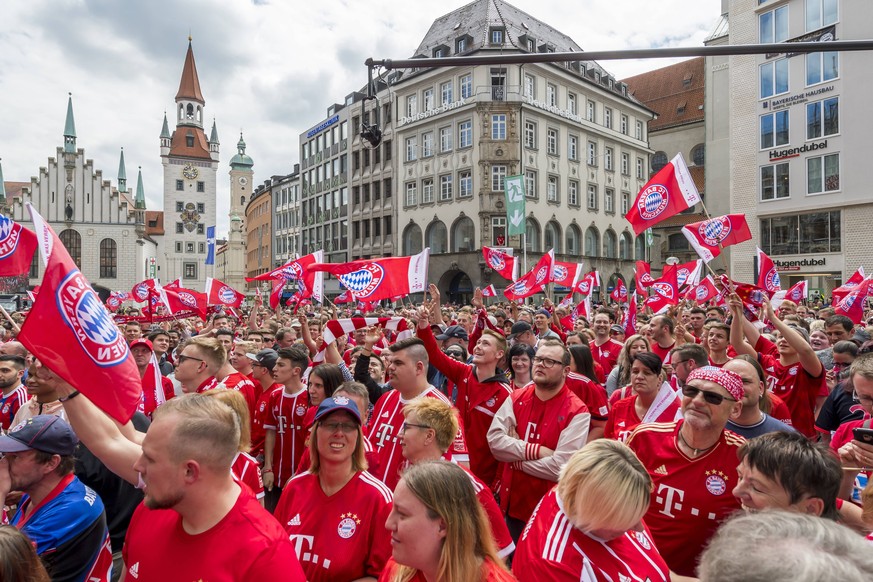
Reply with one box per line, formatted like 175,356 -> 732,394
605,352 -> 680,442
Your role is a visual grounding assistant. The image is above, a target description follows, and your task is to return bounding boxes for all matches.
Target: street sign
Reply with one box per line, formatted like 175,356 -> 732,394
505,175 -> 526,236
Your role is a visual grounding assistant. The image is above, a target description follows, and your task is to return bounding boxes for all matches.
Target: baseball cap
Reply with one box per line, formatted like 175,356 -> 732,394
508,321 -> 533,339
0,415 -> 78,456
436,325 -> 468,341
610,325 -> 625,334
129,338 -> 154,351
535,309 -> 551,318
247,348 -> 279,371
314,396 -> 362,424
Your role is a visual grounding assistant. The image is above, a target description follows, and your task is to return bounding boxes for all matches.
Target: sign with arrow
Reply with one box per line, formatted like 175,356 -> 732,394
505,174 -> 526,236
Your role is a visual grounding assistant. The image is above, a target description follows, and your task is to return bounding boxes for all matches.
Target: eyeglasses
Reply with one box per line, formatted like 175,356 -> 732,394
672,359 -> 691,367
532,356 -> 563,368
445,351 -> 464,358
853,391 -> 873,405
177,355 -> 204,365
681,385 -> 737,405
319,421 -> 359,433
400,422 -> 431,433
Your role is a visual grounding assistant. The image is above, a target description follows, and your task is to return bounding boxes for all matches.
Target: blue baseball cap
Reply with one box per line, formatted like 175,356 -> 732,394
314,396 -> 361,424
0,415 -> 78,456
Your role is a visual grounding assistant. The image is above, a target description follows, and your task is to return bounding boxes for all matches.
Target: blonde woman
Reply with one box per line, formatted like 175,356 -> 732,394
512,440 -> 668,581
381,461 -> 515,582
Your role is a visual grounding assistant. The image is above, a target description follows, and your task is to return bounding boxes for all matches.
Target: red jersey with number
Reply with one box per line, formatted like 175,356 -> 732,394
565,372 -> 609,422
251,383 -> 283,457
512,488 -> 669,582
274,471 -> 393,582
756,337 -> 827,438
231,451 -> 264,500
264,387 -> 310,486
367,387 -> 468,490
625,420 -> 745,577
0,385 -> 28,430
122,490 -> 305,581
589,338 -> 623,375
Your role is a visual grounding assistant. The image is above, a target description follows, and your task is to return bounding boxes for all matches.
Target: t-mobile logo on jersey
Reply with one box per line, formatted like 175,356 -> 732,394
523,422 -> 540,443
373,423 -> 396,448
289,535 -> 332,570
655,483 -> 685,518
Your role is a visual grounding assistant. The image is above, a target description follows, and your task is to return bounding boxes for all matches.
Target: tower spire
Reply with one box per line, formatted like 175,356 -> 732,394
135,166 -> 146,210
175,39 -> 205,104
117,147 -> 128,193
160,112 -> 171,139
64,93 -> 77,153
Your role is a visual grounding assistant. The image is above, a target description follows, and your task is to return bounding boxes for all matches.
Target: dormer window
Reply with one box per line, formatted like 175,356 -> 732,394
527,39 -> 535,52
186,132 -> 195,147
434,48 -> 444,58
490,28 -> 504,44
456,37 -> 467,53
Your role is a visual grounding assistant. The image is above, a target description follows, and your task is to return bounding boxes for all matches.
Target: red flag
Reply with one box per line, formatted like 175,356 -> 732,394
673,260 -> 702,289
684,275 -> 718,303
557,294 -> 574,309
635,261 -> 654,291
481,284 -> 497,298
334,289 -> 353,304
310,249 -> 429,303
835,278 -> 871,324
574,271 -> 601,296
18,204 -> 140,424
269,279 -> 285,310
681,214 -> 752,263
482,247 -> 518,281
719,275 -> 770,308
105,291 -> 130,312
504,250 -> 554,301
551,261 -> 584,289
833,268 -> 866,303
131,279 -> 158,302
246,251 -> 324,302
625,153 -> 701,236
164,279 -> 181,289
646,265 -> 680,313
610,279 -> 628,303
0,215 -> 38,276
205,277 -> 246,308
755,247 -> 781,293
623,293 -> 637,336
159,286 -> 208,320
784,280 -> 808,303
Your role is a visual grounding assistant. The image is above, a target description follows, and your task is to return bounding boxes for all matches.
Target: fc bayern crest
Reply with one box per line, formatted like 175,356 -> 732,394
705,474 -> 727,496
699,216 -> 732,246
695,286 -> 708,301
339,264 -> 384,299
764,269 -> 780,291
178,291 -> 198,308
677,268 -> 690,287
638,185 -> 670,220
552,265 -> 567,282
578,281 -> 590,294
334,395 -> 350,406
57,270 -> 129,367
634,531 -> 651,550
281,262 -> 304,280
534,265 -> 549,285
337,514 -> 358,539
652,282 -> 674,300
218,285 -> 236,304
133,283 -> 149,302
512,280 -> 529,296
487,250 -> 505,271
0,216 -> 22,259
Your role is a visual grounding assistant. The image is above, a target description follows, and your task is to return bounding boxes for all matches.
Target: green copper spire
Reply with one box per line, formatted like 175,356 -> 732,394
230,132 -> 254,170
209,119 -> 219,144
160,112 -> 171,139
0,158 -> 6,205
64,93 -> 77,153
134,166 -> 146,210
117,147 -> 128,193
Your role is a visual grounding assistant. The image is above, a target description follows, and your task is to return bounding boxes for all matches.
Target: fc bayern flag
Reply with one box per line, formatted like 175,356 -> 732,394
334,289 -> 353,304
835,278 -> 871,324
719,275 -> 770,308
0,215 -> 38,276
504,250 -> 554,301
482,246 -> 518,281
551,261 -> 584,289
205,277 -> 245,308
675,259 -> 703,288
833,267 -> 866,303
105,291 -> 130,312
623,292 -> 637,336
131,278 -> 158,302
310,248 -> 429,303
784,280 -> 809,302
756,247 -> 781,293
646,264 -> 680,313
269,278 -> 285,310
610,279 -> 628,303
625,153 -> 701,236
159,286 -> 208,320
574,271 -> 601,296
247,251 -> 324,302
681,214 -> 752,263
18,203 -> 141,424
635,260 -> 655,291
684,275 -> 718,304
481,284 -> 497,298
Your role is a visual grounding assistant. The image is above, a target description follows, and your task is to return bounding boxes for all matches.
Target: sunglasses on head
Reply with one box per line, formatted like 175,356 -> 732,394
681,385 -> 736,405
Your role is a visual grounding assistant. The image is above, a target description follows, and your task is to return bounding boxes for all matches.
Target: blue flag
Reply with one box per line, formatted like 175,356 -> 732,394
205,225 -> 216,265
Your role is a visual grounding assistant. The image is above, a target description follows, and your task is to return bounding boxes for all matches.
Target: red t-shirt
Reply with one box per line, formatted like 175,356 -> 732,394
625,420 -> 745,577
378,557 -> 515,582
220,372 -> 258,419
512,487 -> 669,582
367,387 -> 468,490
604,393 -> 681,442
0,385 -> 29,430
651,341 -> 675,364
768,393 -> 794,426
122,490 -> 305,581
274,471 -> 393,582
263,387 -> 310,487
251,383 -> 283,458
565,372 -> 609,422
589,338 -> 623,375
231,451 -> 264,500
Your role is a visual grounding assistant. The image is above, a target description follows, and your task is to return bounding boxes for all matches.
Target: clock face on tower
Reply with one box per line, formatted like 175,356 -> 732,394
182,164 -> 199,180
238,176 -> 248,186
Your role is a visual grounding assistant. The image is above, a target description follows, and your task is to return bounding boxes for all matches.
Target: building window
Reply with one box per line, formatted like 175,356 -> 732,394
691,144 -> 705,167
385,216 -> 392,235
405,181 -> 417,206
568,180 -> 579,206
184,262 -> 197,279
197,181 -> 205,193
439,126 -> 453,152
636,158 -> 645,179
197,223 -> 205,235
98,238 -> 117,278
761,111 -> 790,149
490,28 -> 504,44
175,201 -> 183,212
459,120 -> 472,148
586,100 -> 595,122
761,210 -> 840,255
198,242 -> 206,254
620,114 -> 628,135
604,230 -> 617,259
423,88 -> 434,111
604,107 -> 612,129
406,95 -> 417,117
807,153 -> 840,194
524,74 -> 535,99
176,179 -> 184,191
422,131 -> 433,157
197,202 -> 204,213
547,176 -> 558,202
605,188 -> 614,213
760,59 -> 789,99
406,137 -> 417,161
547,128 -> 558,155
59,229 -> 81,267
621,152 -> 630,175
587,184 -> 598,210
546,83 -> 557,107
525,170 -> 537,199
491,114 -> 507,140
806,0 -> 838,31
186,242 -> 195,253
620,233 -> 632,259
604,147 -> 613,171
587,141 -> 597,166
621,192 -> 630,215
568,135 -> 578,161
175,241 -> 183,253
585,227 -> 600,257
440,175 -> 453,201
422,178 -> 434,204
457,37 -> 467,53
492,216 -> 506,246
635,121 -> 644,140
526,221 -> 541,253
759,4 -> 789,43
568,93 -> 577,115
524,121 -> 537,149
491,165 -> 507,192
460,74 -> 472,99
807,51 -> 839,86
761,162 -> 790,200
807,97 -> 839,139
459,171 -> 473,198
176,222 -> 184,234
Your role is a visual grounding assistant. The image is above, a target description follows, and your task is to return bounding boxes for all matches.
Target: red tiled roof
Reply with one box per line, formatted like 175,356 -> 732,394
168,127 -> 212,160
622,57 -> 705,132
145,211 -> 164,235
175,42 -> 205,103
2,182 -> 29,200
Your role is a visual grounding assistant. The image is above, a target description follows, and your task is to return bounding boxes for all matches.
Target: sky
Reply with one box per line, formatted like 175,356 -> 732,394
0,0 -> 722,238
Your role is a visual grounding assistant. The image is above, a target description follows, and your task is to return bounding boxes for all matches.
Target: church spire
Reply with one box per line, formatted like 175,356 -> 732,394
160,111 -> 171,139
175,39 -> 205,104
117,147 -> 128,193
210,119 -> 219,144
64,93 -> 77,153
135,166 -> 146,210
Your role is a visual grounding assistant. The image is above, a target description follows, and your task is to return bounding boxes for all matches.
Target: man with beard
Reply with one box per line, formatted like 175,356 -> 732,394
0,354 -> 27,430
589,310 -> 623,375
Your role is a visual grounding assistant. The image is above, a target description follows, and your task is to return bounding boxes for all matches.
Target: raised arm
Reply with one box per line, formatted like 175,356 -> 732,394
764,299 -> 823,377
728,294 -> 757,357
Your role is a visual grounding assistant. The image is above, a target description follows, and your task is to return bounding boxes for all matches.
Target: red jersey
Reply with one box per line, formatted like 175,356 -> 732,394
379,557 -> 515,582
604,390 -> 681,442
625,420 -> 745,577
0,385 -> 28,430
488,383 -> 590,522
231,451 -> 264,500
461,466 -> 515,558
513,488 -> 669,582
122,490 -> 305,581
196,376 -> 219,393
589,338 -> 623,375
651,341 -> 675,363
219,372 -> 258,419
251,383 -> 283,457
756,337 -> 827,437
565,372 -> 609,422
264,387 -> 310,486
367,387 -> 468,490
768,393 -> 793,425
274,471 -> 393,582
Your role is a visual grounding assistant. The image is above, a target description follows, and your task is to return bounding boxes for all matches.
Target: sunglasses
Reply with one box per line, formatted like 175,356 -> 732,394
681,385 -> 736,406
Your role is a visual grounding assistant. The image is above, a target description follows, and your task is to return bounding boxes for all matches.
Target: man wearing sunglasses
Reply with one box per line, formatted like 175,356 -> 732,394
173,337 -> 224,395
626,366 -> 745,578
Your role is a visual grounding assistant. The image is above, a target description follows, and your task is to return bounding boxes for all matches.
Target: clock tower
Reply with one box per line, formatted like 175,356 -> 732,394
159,38 -> 219,287
223,133 -> 253,291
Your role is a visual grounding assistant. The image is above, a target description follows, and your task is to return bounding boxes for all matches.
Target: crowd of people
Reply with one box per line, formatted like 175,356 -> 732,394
2,281 -> 873,581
